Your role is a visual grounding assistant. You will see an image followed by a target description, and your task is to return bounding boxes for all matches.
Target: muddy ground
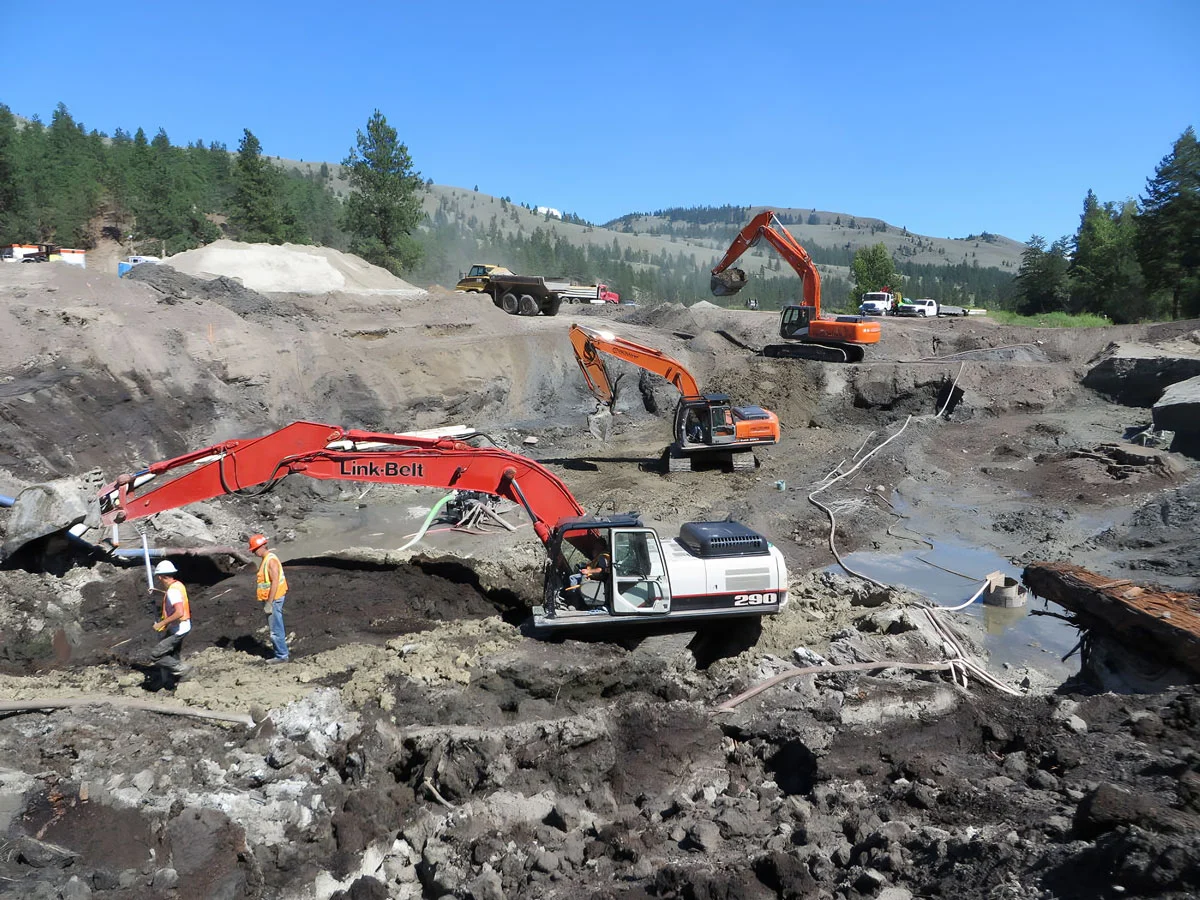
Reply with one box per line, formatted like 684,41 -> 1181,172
1,256 -> 1199,899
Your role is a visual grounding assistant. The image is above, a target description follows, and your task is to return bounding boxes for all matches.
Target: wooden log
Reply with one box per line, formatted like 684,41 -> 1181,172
0,696 -> 256,726
1023,562 -> 1200,675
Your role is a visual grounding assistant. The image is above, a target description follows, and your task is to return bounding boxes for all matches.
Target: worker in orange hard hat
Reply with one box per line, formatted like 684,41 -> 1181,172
249,534 -> 290,662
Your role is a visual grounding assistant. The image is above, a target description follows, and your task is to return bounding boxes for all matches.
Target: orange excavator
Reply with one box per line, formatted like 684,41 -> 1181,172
712,210 -> 883,362
97,421 -> 788,629
569,324 -> 780,472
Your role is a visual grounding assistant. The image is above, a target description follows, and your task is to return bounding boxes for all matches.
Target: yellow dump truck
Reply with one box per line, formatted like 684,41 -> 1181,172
454,264 -> 513,293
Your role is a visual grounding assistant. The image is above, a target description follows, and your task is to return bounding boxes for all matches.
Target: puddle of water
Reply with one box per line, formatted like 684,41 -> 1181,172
286,501 -> 429,557
832,540 -> 1081,681
284,497 -> 532,559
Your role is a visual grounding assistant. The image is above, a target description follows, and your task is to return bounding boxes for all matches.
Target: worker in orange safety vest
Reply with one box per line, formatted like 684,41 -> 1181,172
250,534 -> 290,662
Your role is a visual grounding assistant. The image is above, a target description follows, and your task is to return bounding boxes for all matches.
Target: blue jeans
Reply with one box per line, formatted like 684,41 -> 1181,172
269,596 -> 289,660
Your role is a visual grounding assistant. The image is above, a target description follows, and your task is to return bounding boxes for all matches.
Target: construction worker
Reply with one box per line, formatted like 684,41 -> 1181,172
150,560 -> 192,685
565,552 -> 611,591
249,534 -> 289,662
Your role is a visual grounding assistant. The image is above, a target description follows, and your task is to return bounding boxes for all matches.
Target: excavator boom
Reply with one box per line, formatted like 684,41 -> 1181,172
711,210 -> 822,315
569,324 -> 702,404
98,421 -> 584,545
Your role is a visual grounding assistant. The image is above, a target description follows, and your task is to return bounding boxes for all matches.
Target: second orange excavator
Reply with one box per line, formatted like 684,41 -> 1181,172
570,323 -> 780,472
712,210 -> 883,362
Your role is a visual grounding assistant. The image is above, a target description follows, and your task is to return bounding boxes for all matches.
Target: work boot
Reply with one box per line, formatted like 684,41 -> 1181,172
266,657 -> 289,665
176,665 -> 195,683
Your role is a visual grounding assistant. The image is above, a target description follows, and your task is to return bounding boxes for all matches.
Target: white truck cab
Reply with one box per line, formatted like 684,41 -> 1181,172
896,298 -> 938,317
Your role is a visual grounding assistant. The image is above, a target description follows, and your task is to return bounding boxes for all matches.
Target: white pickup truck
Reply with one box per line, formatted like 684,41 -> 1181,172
895,298 -> 939,318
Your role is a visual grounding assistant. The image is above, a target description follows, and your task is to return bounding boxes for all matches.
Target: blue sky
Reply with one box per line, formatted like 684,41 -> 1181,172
3,0 -> 1197,244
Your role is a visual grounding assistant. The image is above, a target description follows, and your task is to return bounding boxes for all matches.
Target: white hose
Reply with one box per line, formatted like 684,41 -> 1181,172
787,413 -> 1027,704
808,415 -> 913,589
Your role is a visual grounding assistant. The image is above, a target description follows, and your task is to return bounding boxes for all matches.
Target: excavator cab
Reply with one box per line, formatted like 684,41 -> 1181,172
543,517 -> 672,621
676,398 -> 736,447
779,304 -> 817,339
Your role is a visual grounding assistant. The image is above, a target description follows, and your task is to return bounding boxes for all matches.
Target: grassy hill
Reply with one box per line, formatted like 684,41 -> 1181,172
400,184 -> 1021,309
283,156 -> 1023,276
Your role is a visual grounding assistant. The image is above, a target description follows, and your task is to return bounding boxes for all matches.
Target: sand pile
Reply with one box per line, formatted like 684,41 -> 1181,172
163,240 -> 426,295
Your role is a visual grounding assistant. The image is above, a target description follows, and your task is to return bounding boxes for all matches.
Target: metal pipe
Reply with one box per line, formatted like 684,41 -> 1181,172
141,532 -> 154,590
65,529 -> 240,562
5,492 -> 241,563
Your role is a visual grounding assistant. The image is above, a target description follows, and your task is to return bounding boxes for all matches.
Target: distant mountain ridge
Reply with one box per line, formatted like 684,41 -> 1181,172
278,158 -> 1025,278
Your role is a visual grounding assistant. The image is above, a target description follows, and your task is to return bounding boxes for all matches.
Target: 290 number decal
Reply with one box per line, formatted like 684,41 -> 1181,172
733,592 -> 778,607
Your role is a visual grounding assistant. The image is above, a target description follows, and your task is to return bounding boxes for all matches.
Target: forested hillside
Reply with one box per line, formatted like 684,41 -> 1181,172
0,105 -> 346,256
407,188 -> 1018,309
2,103 -> 1195,320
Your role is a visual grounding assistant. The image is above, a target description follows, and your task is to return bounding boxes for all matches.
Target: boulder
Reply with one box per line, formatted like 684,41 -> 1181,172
14,834 -> 78,868
1083,341 -> 1200,407
1,474 -> 100,560
1153,374 -> 1200,456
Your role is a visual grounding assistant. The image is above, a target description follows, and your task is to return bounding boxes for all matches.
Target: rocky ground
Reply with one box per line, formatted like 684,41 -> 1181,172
1,252 -> 1199,899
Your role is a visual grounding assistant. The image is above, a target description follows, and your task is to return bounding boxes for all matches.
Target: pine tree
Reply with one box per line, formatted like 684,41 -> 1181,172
0,106 -> 25,239
230,129 -> 302,244
1137,127 -> 1200,319
1069,192 -> 1152,322
341,110 -> 424,273
1015,235 -> 1070,314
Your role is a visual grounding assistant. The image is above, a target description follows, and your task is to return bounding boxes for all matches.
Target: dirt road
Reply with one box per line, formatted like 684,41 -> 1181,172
1,253 -> 1198,899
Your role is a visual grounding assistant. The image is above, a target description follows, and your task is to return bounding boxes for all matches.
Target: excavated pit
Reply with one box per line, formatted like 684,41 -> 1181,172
2,260 -> 1200,899
0,555 -> 525,678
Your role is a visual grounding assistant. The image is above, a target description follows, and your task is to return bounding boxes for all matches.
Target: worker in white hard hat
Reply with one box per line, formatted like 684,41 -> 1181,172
150,559 -> 193,685
249,534 -> 290,663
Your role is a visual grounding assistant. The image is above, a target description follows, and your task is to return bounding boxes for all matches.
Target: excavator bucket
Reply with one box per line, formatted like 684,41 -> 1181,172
710,268 -> 748,297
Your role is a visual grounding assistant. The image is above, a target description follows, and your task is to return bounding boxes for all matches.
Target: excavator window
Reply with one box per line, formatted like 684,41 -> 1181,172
611,529 -> 669,611
613,532 -> 652,579
556,530 -> 612,609
712,406 -> 735,439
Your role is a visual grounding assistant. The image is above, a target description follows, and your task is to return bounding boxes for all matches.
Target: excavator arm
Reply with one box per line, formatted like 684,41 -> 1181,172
569,324 -> 702,406
98,420 -> 585,545
711,210 -> 822,316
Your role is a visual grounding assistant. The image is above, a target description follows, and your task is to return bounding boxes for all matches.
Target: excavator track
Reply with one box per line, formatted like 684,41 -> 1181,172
761,341 -> 865,363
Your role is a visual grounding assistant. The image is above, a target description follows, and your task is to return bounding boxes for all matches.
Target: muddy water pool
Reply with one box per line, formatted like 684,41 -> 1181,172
833,540 -> 1081,682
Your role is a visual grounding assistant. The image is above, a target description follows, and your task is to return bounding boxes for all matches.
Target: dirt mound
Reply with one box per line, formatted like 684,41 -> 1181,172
163,240 -> 426,295
127,262 -> 289,320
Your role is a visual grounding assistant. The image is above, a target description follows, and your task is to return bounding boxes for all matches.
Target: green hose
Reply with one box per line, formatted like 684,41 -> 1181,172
396,491 -> 457,552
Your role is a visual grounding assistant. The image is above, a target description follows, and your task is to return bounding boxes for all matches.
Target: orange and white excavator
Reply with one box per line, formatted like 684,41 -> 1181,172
97,421 -> 788,629
712,210 -> 883,362
569,324 -> 780,472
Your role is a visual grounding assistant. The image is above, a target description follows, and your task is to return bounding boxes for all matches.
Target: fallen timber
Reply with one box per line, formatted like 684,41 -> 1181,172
1023,562 -> 1200,676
